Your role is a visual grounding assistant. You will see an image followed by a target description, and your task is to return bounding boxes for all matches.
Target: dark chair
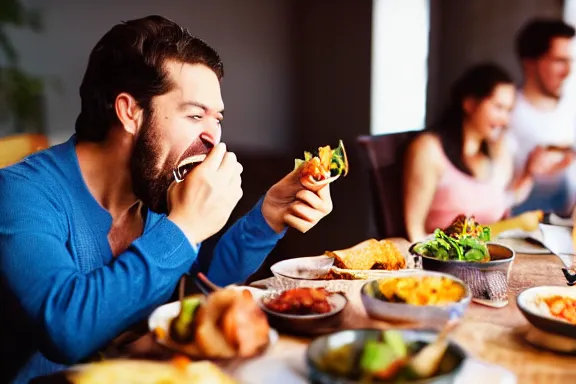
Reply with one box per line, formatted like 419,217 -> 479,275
357,131 -> 419,239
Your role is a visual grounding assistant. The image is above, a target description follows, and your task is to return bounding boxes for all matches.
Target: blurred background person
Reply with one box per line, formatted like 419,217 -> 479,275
507,18 -> 576,216
403,64 -> 537,242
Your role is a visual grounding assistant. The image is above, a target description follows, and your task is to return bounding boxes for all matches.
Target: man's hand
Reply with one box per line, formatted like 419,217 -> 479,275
526,146 -> 574,177
261,168 -> 333,234
167,143 -> 243,245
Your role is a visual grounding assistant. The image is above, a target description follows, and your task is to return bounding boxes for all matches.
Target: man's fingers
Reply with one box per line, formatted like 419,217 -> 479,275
201,142 -> 227,170
284,213 -> 312,233
315,184 -> 332,204
295,188 -> 332,214
219,151 -> 241,178
289,201 -> 323,223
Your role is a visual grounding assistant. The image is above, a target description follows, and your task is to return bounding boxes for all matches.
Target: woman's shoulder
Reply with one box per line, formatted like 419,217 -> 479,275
407,132 -> 445,158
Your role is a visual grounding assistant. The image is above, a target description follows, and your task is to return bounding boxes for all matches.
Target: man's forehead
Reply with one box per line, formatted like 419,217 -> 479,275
163,60 -> 224,110
548,37 -> 574,57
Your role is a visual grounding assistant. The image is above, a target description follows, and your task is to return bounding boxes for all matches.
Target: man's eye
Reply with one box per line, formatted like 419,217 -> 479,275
189,115 -> 202,121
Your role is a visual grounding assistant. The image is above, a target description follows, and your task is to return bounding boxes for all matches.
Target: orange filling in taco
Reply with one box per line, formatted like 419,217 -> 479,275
295,140 -> 349,184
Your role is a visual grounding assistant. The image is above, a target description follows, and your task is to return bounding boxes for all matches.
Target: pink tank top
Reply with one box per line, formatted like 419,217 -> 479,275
424,155 -> 509,233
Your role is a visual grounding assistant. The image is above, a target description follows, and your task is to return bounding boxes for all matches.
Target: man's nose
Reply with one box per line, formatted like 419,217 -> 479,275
200,120 -> 222,146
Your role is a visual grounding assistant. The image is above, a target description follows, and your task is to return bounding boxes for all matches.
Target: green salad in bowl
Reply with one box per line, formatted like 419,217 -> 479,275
413,215 -> 491,262
410,215 -> 515,307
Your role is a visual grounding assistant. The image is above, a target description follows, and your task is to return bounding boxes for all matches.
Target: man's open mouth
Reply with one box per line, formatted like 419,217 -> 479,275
173,154 -> 208,182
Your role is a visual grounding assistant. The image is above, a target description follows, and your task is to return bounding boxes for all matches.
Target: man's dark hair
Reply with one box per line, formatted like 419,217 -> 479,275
75,15 -> 224,142
515,18 -> 575,61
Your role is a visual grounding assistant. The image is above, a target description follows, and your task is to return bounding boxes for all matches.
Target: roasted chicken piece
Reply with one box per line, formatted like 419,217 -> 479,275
221,289 -> 270,357
194,288 -> 270,359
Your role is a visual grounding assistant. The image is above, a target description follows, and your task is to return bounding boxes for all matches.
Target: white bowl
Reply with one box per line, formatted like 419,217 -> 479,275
360,270 -> 472,325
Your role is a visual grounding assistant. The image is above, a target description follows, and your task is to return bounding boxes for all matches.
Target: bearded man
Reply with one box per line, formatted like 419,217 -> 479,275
0,16 -> 333,383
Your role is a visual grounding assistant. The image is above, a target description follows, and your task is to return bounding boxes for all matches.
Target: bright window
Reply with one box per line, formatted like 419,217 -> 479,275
370,0 -> 430,135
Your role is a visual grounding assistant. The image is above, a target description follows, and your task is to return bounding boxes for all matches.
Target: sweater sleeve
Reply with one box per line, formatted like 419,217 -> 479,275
0,175 -> 198,365
206,197 -> 287,286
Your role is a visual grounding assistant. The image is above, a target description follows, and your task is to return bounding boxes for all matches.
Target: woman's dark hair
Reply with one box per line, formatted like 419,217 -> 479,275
427,63 -> 514,175
75,15 -> 224,142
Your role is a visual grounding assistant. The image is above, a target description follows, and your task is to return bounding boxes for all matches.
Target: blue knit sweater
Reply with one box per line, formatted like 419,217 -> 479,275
0,135 -> 286,383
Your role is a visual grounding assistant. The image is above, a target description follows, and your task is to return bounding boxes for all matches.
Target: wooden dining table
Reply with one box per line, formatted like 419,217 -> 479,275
239,251 -> 575,384
33,247 -> 575,384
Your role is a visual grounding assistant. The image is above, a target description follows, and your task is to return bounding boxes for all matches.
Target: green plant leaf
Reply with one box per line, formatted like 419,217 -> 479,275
0,29 -> 18,64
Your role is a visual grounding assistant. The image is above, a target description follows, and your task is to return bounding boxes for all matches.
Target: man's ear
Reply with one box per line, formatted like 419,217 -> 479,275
115,93 -> 144,136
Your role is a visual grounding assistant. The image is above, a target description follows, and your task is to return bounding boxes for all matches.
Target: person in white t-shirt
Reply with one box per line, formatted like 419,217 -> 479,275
508,18 -> 576,216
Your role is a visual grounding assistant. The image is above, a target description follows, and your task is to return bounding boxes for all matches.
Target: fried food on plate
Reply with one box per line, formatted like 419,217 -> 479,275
295,140 -> 348,190
325,239 -> 406,271
69,358 -> 237,384
162,288 -> 270,359
487,210 -> 543,237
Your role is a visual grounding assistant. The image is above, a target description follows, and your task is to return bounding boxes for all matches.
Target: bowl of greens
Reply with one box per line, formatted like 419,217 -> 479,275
307,328 -> 466,383
409,215 -> 515,308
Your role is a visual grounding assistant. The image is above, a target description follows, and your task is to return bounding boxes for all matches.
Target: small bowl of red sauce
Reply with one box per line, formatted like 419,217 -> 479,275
259,287 -> 348,336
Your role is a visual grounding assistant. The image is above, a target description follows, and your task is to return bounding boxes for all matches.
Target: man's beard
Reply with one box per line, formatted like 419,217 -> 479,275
130,112 -> 212,214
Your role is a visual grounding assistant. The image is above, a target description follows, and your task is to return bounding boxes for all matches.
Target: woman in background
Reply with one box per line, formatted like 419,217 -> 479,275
403,63 -> 536,242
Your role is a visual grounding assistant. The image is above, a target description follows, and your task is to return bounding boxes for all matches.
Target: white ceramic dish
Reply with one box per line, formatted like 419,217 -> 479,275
360,270 -> 472,325
517,286 -> 576,339
270,249 -> 418,295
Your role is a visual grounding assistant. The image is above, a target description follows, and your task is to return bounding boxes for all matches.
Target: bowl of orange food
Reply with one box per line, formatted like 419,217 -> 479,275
361,271 -> 472,325
517,286 -> 576,339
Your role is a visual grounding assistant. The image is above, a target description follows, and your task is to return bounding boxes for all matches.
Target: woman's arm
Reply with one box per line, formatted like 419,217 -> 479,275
508,167 -> 534,206
403,133 -> 444,242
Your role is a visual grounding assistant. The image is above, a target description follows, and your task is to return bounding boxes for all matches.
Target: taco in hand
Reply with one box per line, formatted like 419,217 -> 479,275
295,140 -> 349,190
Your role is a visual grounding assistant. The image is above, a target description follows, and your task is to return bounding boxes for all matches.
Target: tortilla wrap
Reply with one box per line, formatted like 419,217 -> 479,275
294,140 -> 348,191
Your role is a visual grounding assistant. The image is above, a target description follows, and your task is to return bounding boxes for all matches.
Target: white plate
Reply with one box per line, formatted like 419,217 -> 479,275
227,342 -> 516,384
496,228 -> 549,254
496,237 -> 549,254
148,286 -> 278,358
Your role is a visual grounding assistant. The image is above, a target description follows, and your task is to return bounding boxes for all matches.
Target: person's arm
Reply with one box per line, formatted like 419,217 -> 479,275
403,134 -> 444,243
206,197 -> 287,286
496,134 -> 534,207
0,175 -> 198,365
507,167 -> 534,206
